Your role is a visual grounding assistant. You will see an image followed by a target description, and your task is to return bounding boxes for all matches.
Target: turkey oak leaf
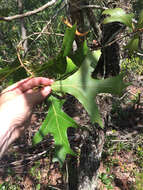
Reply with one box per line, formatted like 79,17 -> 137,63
52,52 -> 128,128
33,96 -> 78,166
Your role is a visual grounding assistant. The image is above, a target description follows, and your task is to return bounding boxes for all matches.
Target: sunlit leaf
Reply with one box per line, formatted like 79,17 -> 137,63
125,35 -> 139,53
87,50 -> 101,68
62,24 -> 76,57
103,8 -> 134,28
60,57 -> 78,79
52,51 -> 128,128
33,96 -> 78,166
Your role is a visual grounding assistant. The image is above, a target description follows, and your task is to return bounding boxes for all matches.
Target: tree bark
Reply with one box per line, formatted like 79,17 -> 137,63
17,0 -> 28,55
92,22 -> 125,79
77,126 -> 105,190
68,124 -> 105,190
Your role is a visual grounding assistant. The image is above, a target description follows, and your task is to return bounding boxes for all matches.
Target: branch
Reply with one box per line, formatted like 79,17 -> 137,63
33,3 -> 65,43
17,31 -> 64,48
0,0 -> 58,21
79,4 -> 108,11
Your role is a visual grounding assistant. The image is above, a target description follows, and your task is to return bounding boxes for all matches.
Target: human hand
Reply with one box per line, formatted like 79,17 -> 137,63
0,77 -> 53,156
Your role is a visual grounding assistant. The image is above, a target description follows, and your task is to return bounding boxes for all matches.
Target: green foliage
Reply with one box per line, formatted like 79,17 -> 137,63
0,63 -> 27,83
138,10 -> 143,28
0,2 -> 131,167
33,96 -> 78,166
133,0 -> 143,16
34,24 -> 79,79
99,173 -> 114,189
0,182 -> 20,190
102,8 -> 134,28
61,24 -> 76,57
125,35 -> 140,53
52,59 -> 127,127
32,23 -> 128,166
33,57 -> 127,166
0,8 -> 10,16
29,161 -> 41,180
135,172 -> 143,190
69,40 -> 89,67
102,7 -> 143,54
121,56 -> 143,75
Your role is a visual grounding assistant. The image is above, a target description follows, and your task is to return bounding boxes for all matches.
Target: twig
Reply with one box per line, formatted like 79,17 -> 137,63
137,52 -> 143,56
103,29 -> 143,48
80,4 -> 108,10
17,46 -> 34,76
111,140 -> 132,142
16,31 -> 64,68
17,31 -> 64,47
31,3 -> 66,45
0,0 -> 58,21
47,186 -> 62,190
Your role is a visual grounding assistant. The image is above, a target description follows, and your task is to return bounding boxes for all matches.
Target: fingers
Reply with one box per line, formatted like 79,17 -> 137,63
2,78 -> 30,93
1,77 -> 54,107
24,85 -> 52,105
17,77 -> 54,92
2,77 -> 54,94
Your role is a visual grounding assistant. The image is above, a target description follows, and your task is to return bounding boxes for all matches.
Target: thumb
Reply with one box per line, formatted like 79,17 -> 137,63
25,86 -> 52,105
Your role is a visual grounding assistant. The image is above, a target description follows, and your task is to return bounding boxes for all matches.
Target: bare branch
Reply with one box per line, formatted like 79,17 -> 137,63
17,31 -> 64,48
33,3 -> 65,43
79,5 -> 108,11
0,0 -> 58,21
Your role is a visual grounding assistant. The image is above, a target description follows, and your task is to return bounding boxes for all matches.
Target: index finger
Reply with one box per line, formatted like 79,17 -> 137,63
2,77 -> 54,94
17,77 -> 54,92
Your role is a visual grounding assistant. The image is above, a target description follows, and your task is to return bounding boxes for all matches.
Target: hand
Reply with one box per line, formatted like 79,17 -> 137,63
0,77 -> 53,157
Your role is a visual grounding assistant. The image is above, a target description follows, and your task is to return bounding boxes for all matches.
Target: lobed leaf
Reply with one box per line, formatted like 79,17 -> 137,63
33,96 -> 78,166
52,51 -> 128,128
33,51 -> 128,166
34,25 -> 78,79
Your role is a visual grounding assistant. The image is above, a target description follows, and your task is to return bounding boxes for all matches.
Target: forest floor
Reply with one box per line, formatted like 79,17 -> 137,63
0,74 -> 143,190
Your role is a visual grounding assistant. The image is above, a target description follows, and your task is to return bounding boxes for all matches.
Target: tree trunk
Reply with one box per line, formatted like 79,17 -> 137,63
92,22 -> 125,79
68,124 -> 105,190
17,0 -> 28,55
77,126 -> 105,190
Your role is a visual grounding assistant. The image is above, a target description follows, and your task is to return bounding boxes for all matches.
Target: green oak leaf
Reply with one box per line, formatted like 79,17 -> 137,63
52,51 -> 128,128
59,57 -> 78,79
125,35 -> 139,53
61,24 -> 76,57
34,25 -> 79,79
102,8 -> 134,28
33,96 -> 78,166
